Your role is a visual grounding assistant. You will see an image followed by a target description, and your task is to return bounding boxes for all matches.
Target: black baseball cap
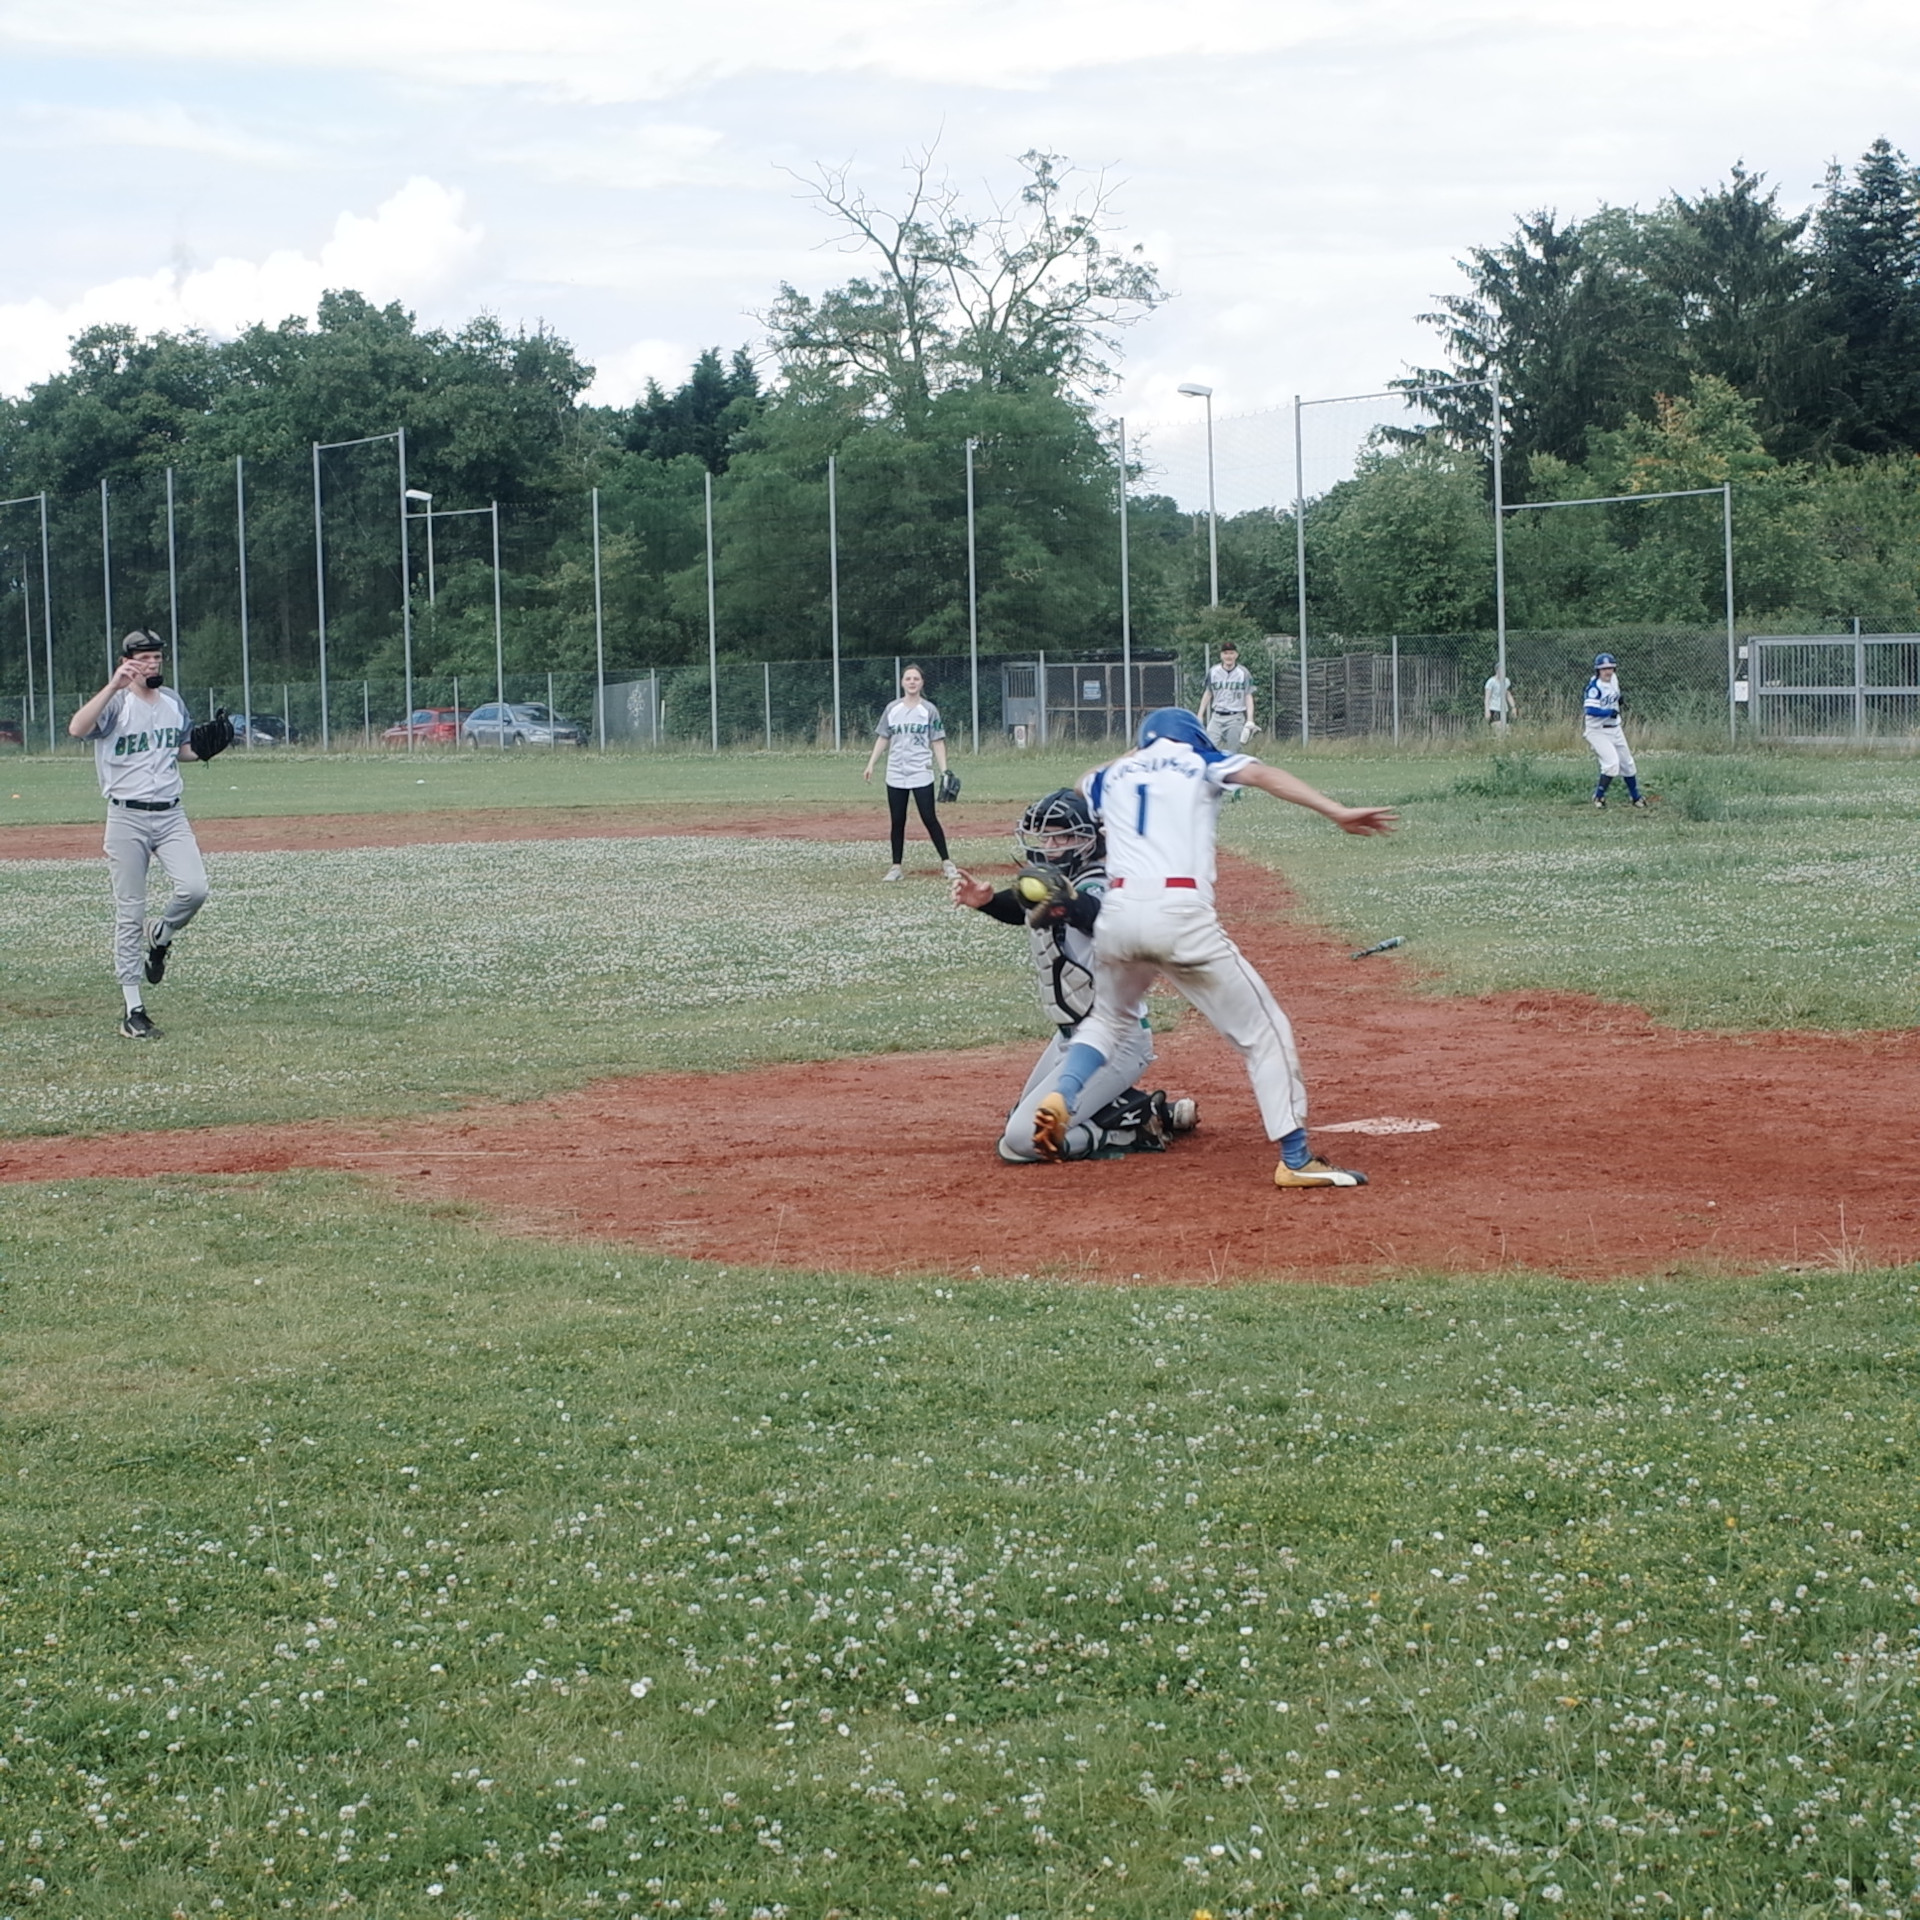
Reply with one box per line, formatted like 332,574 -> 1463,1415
120,630 -> 164,658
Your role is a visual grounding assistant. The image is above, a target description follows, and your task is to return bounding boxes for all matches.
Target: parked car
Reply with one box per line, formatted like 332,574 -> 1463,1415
381,706 -> 464,747
229,713 -> 288,747
460,702 -> 586,748
0,716 -> 23,747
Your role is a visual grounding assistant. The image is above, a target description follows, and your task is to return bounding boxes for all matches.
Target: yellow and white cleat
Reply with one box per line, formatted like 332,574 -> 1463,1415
1273,1157 -> 1367,1189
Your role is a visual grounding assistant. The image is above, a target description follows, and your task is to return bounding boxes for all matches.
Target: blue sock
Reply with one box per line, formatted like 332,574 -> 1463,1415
1053,1041 -> 1109,1113
1624,775 -> 1642,801
1279,1126 -> 1311,1170
1594,775 -> 1612,802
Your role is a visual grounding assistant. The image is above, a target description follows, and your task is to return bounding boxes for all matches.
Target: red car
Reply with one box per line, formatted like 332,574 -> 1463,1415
382,707 -> 463,747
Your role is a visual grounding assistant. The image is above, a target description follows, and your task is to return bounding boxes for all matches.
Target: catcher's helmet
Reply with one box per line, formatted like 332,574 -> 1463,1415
1593,652 -> 1618,669
1015,788 -> 1102,877
1136,706 -> 1218,756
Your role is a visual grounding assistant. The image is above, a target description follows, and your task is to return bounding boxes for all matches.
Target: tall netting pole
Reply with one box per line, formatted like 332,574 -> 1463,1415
1723,482 -> 1737,745
491,501 -> 505,749
965,437 -> 980,755
398,428 -> 415,750
704,469 -> 718,753
828,454 -> 842,751
1293,396 -> 1309,746
165,467 -> 180,689
311,442 -> 330,751
39,493 -> 54,750
236,455 -> 254,745
1117,416 -> 1133,743
592,486 -> 606,752
100,479 -> 114,669
1490,373 -> 1509,733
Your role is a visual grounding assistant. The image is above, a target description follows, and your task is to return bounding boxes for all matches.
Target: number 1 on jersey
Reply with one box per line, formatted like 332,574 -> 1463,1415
1135,782 -> 1149,837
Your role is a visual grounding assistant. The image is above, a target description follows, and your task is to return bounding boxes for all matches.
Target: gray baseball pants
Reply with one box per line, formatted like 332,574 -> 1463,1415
104,805 -> 209,985
1000,1022 -> 1154,1162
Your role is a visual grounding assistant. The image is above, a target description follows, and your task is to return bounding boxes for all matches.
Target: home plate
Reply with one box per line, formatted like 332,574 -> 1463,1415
1317,1117 -> 1440,1135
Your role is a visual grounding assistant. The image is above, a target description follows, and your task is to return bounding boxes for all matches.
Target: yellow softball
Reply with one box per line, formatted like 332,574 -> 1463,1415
1016,874 -> 1052,904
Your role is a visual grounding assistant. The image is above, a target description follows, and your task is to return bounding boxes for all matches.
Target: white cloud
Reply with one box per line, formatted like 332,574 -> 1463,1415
0,178 -> 482,395
0,99 -> 295,165
580,338 -> 698,409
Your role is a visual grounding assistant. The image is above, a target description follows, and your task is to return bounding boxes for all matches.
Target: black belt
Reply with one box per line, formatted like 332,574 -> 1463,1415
110,797 -> 180,812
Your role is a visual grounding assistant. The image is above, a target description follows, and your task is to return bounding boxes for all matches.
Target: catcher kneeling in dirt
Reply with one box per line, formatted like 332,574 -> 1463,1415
951,788 -> 1198,1162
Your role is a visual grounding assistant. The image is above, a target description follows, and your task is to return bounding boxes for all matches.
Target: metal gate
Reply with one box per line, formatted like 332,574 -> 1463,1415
1749,635 -> 1920,740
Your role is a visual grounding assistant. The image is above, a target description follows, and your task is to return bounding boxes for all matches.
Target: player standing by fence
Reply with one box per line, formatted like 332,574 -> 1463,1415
1197,642 -> 1256,751
863,663 -> 957,882
1583,653 -> 1645,808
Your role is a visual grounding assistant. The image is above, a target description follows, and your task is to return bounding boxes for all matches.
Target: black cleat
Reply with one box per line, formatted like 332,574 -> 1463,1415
143,921 -> 170,986
119,1006 -> 162,1040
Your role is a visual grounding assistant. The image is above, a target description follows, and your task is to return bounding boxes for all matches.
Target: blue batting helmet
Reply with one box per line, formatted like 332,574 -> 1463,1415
1593,652 -> 1617,669
1136,707 -> 1217,755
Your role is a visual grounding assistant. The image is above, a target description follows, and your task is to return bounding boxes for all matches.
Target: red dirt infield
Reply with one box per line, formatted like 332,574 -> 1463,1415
6,805 -> 1919,1284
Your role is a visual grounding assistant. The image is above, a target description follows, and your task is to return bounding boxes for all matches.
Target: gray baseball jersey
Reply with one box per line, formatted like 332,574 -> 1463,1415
83,688 -> 191,802
876,698 -> 945,787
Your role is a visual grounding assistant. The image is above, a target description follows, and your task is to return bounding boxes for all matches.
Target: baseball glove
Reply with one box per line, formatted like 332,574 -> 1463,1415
937,769 -> 961,804
186,708 -> 235,762
1013,861 -> 1074,927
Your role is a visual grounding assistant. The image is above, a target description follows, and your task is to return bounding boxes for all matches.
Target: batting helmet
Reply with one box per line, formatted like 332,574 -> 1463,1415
1136,706 -> 1219,756
1015,788 -> 1102,877
1593,652 -> 1618,669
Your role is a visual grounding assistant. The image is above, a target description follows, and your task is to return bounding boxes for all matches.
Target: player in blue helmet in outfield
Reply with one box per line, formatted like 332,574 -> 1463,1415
1032,708 -> 1398,1189
1583,653 -> 1646,809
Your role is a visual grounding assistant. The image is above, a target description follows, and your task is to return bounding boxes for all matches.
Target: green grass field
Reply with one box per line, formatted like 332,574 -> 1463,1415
5,743 -> 1918,1917
4,1177 -> 1916,1917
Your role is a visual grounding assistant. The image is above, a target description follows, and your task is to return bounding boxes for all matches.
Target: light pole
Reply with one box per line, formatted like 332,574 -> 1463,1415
1177,382 -> 1218,607
404,489 -> 436,604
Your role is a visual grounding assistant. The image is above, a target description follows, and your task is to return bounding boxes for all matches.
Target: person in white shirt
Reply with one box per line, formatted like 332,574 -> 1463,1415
1031,707 -> 1396,1188
1483,672 -> 1519,725
1196,642 -> 1257,750
862,663 -> 957,881
68,631 -> 228,1039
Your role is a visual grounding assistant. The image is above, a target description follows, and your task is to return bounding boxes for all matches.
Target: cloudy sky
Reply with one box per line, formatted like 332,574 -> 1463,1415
1,0 -> 1913,502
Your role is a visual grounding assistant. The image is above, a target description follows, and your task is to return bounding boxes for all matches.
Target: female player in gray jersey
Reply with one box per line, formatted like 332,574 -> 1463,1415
1033,709 -> 1395,1188
951,788 -> 1197,1161
862,663 -> 957,881
68,631 -> 230,1038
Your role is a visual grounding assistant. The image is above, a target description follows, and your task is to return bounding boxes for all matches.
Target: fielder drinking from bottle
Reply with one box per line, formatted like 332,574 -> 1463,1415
1032,708 -> 1396,1188
68,630 -> 233,1040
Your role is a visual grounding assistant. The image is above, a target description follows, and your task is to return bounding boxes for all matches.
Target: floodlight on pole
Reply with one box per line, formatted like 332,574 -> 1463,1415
404,490 -> 436,605
1177,383 -> 1218,607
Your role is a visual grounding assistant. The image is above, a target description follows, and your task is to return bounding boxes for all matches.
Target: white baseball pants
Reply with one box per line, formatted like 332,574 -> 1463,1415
1206,713 -> 1249,752
1584,721 -> 1637,780
104,805 -> 209,984
1077,890 -> 1307,1141
1002,1022 -> 1154,1162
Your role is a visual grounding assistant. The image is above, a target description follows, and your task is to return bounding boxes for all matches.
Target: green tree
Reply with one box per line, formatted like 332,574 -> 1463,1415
1811,139 -> 1920,457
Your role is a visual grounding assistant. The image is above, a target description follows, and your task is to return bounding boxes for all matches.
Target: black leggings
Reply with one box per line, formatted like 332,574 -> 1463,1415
887,782 -> 949,863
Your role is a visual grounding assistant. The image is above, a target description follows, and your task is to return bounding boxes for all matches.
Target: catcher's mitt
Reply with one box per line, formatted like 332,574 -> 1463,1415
187,708 -> 235,762
1012,861 -> 1074,927
937,769 -> 961,804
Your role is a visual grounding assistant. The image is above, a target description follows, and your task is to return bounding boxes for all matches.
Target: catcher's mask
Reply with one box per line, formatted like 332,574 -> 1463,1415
1014,788 -> 1101,877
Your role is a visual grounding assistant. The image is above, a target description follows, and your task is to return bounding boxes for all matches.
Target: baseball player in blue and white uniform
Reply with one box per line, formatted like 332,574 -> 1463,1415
1582,652 -> 1645,808
1197,642 -> 1257,751
67,631 -> 228,1039
951,788 -> 1197,1161
1032,709 -> 1396,1188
